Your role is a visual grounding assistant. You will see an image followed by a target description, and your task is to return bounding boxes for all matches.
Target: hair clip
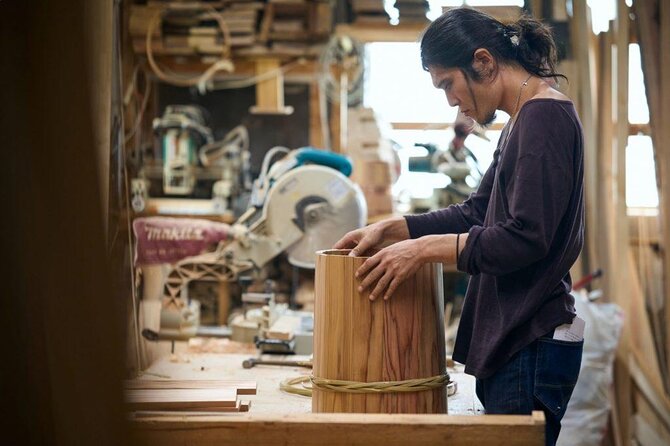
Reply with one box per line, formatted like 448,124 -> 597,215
510,35 -> 520,46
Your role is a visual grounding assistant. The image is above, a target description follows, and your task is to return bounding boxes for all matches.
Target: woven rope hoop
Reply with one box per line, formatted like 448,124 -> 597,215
281,373 -> 450,397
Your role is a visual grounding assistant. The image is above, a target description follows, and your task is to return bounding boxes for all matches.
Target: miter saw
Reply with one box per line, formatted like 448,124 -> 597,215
134,147 -> 367,341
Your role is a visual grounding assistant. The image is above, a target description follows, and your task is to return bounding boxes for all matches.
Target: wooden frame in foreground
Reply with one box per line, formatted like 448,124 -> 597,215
130,411 -> 545,445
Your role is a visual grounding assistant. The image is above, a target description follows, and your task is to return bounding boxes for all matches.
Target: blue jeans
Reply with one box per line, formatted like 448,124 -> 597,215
475,335 -> 583,446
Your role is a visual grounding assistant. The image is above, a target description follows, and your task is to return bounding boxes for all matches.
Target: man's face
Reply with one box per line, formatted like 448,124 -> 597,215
428,65 -> 497,126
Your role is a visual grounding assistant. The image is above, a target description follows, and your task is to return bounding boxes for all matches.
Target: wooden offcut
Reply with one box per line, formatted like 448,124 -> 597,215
313,249 -> 447,414
125,388 -> 238,410
124,379 -> 257,395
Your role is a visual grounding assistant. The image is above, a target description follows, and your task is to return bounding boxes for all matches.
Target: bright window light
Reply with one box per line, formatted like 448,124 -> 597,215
629,44 -> 650,124
364,42 -> 509,124
364,42 -> 456,123
365,42 -> 504,201
588,0 -> 616,34
626,135 -> 658,208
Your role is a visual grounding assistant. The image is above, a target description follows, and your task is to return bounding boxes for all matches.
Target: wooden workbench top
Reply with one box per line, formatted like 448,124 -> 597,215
135,352 -> 484,416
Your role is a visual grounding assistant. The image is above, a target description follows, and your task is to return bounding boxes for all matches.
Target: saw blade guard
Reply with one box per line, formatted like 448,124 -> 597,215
264,164 -> 367,268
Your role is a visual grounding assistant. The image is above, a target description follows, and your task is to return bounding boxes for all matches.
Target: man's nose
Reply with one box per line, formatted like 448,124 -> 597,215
445,91 -> 457,108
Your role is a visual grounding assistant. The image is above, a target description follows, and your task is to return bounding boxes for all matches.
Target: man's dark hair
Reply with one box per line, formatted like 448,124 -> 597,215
420,8 -> 565,82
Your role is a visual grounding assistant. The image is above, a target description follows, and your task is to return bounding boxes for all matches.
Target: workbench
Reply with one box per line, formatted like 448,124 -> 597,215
129,349 -> 545,445
133,352 -> 482,415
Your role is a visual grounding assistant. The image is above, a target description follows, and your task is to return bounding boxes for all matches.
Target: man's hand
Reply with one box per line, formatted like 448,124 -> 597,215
333,216 -> 410,257
355,238 -> 427,301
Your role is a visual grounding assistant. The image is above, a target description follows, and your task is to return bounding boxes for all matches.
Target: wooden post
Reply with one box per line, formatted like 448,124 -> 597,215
612,0 -> 630,309
217,281 -> 231,326
250,57 -> 293,115
309,80 -> 325,148
313,250 -> 447,414
596,29 -> 616,305
572,0 -> 600,283
660,0 -> 670,394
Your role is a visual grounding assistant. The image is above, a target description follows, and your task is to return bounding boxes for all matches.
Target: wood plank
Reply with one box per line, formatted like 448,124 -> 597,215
130,411 -> 545,446
130,400 -> 250,416
265,314 -> 302,340
124,379 -> 257,395
629,356 -> 670,432
125,388 -> 238,410
634,414 -> 667,446
634,392 -> 670,446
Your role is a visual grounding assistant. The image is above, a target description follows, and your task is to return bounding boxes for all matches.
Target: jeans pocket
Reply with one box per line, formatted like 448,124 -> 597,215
533,338 -> 583,417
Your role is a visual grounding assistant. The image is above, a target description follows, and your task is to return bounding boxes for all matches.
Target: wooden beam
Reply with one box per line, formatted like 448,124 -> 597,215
250,57 -> 293,115
660,0 -> 670,396
309,80 -> 326,148
131,412 -> 546,446
572,0 -> 600,281
146,57 -> 319,83
595,29 -> 615,302
335,23 -> 427,43
612,0 -> 630,305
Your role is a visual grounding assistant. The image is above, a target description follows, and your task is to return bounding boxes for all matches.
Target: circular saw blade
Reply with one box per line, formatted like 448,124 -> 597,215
287,193 -> 365,269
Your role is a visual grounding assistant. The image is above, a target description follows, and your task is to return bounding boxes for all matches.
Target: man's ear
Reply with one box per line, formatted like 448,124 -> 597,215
471,48 -> 497,81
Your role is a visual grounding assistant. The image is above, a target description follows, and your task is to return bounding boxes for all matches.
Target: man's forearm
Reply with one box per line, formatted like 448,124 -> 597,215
419,233 -> 469,265
380,216 -> 411,242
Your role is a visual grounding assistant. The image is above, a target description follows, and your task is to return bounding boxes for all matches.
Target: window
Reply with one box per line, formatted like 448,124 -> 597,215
626,44 -> 656,208
364,42 -> 501,203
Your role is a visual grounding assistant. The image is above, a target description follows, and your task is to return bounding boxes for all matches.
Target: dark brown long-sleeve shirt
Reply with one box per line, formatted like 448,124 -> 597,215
405,99 -> 584,379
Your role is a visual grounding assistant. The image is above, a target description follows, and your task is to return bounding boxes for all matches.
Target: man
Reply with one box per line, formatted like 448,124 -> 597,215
334,8 -> 584,446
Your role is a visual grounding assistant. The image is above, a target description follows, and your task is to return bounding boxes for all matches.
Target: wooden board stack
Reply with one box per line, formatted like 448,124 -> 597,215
124,379 -> 257,413
354,159 -> 394,218
346,108 -> 395,218
129,0 -> 332,59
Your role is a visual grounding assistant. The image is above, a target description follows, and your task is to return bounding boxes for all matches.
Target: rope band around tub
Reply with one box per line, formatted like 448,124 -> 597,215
280,373 -> 450,397
311,373 -> 450,393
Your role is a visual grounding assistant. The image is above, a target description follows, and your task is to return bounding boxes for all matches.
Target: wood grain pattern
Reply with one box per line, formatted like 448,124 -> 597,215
125,388 -> 238,410
313,249 -> 447,414
124,379 -> 257,395
130,412 -> 545,446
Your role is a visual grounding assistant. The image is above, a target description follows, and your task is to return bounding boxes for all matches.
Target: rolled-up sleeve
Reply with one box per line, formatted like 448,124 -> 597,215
457,104 -> 577,276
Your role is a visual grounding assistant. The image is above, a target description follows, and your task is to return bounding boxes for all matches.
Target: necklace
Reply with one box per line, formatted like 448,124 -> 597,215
502,73 -> 533,148
512,73 -> 533,120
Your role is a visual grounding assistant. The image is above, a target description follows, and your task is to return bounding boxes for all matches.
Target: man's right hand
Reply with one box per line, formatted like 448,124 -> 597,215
332,216 -> 410,257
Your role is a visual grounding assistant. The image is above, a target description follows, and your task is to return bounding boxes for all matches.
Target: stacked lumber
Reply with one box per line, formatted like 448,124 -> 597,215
264,0 -> 331,56
130,1 -> 262,56
351,0 -> 390,25
354,160 -> 394,217
124,379 -> 256,413
129,0 -> 332,59
347,108 -> 396,218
